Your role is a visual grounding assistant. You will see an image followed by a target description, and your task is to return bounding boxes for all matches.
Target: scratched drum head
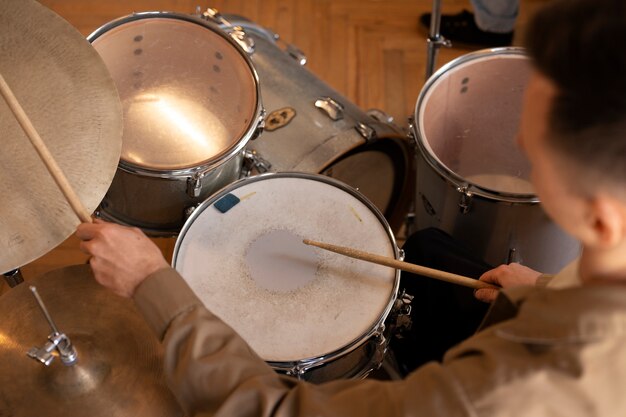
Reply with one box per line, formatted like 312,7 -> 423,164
173,173 -> 399,362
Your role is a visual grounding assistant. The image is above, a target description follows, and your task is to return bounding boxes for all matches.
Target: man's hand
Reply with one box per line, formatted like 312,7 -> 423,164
76,220 -> 169,298
474,263 -> 543,303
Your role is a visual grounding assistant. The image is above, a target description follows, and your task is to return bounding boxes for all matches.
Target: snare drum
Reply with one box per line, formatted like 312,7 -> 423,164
412,48 -> 579,273
88,13 -> 264,235
223,16 -> 413,231
172,173 -> 399,382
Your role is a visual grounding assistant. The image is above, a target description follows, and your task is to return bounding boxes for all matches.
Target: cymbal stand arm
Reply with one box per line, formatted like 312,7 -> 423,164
27,286 -> 77,366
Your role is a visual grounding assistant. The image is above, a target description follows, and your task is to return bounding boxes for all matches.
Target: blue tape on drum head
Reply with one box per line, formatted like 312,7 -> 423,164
214,193 -> 240,213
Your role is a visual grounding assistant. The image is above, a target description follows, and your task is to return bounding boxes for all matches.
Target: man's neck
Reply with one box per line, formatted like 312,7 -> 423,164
579,244 -> 626,284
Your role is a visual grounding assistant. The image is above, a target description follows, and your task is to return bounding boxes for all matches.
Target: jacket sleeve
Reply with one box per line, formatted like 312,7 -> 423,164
133,268 -> 477,417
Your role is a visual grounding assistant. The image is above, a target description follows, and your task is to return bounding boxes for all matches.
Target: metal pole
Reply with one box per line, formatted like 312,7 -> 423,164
425,0 -> 451,80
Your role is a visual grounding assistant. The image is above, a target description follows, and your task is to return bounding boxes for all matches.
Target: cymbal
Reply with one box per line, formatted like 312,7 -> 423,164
0,265 -> 183,416
0,0 -> 123,273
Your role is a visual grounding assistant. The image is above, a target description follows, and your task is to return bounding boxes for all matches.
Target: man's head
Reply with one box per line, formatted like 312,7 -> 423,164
520,0 -> 626,249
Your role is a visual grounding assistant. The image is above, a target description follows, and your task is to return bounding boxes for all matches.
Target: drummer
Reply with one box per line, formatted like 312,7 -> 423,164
77,0 -> 626,415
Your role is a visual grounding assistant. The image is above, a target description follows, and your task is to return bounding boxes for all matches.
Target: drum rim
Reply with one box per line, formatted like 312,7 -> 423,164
87,11 -> 264,178
172,172 -> 401,370
412,47 -> 540,204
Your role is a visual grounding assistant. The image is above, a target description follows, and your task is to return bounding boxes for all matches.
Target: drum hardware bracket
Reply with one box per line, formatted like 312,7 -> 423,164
3,269 -> 24,288
187,175 -> 203,198
507,247 -> 519,264
252,109 -> 267,139
355,122 -> 377,142
457,185 -> 473,214
407,117 -> 416,141
200,8 -> 255,54
240,23 -> 307,65
27,286 -> 78,366
285,43 -> 307,66
271,30 -> 307,66
314,97 -> 344,121
242,149 -> 272,177
184,203 -> 201,220
286,363 -> 311,379
366,109 -> 394,125
389,289 -> 414,339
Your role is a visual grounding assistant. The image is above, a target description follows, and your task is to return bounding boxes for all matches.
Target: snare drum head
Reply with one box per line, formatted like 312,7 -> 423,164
417,49 -> 534,195
173,174 -> 397,362
91,15 -> 258,171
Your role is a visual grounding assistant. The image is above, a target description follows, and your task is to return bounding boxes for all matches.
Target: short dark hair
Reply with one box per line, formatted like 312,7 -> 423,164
525,0 -> 626,187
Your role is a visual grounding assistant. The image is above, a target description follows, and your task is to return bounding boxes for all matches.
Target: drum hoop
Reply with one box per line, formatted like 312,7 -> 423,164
172,172 -> 401,367
87,11 -> 264,178
412,47 -> 539,204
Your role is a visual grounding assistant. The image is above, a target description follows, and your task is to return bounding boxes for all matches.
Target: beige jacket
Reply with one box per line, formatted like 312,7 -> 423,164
134,268 -> 626,417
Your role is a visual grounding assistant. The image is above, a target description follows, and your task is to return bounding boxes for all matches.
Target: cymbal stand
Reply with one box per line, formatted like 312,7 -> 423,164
425,0 -> 452,80
27,286 -> 78,366
3,269 -> 24,287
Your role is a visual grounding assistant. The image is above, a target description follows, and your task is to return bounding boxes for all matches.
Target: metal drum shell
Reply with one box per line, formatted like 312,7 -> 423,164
414,151 -> 580,272
88,12 -> 264,236
98,153 -> 242,234
228,16 -> 414,232
412,48 -> 580,273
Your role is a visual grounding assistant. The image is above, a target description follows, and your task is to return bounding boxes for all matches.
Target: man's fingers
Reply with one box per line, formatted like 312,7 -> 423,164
474,288 -> 499,303
75,222 -> 103,240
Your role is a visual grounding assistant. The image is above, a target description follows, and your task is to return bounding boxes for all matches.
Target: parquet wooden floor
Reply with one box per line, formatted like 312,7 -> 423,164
3,0 -> 546,293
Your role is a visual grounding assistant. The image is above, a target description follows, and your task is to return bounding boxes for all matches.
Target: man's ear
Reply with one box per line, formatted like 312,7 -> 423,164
586,195 -> 626,249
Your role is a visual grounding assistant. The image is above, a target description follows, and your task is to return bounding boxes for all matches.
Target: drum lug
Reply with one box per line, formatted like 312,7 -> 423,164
242,149 -> 272,177
355,122 -> 377,142
389,289 -> 414,339
251,109 -> 266,139
367,109 -> 394,124
457,185 -> 473,214
398,248 -> 405,262
186,175 -> 203,198
314,97 -> 344,121
252,25 -> 306,65
407,116 -> 415,138
184,203 -> 200,220
507,247 -> 519,264
286,364 -> 308,380
372,325 -> 388,366
201,8 -> 255,54
285,43 -> 307,66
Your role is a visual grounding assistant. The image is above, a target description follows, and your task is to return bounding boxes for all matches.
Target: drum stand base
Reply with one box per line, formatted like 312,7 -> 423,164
3,269 -> 24,288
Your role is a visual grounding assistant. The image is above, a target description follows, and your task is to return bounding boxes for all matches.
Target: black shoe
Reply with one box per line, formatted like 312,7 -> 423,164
419,10 -> 513,47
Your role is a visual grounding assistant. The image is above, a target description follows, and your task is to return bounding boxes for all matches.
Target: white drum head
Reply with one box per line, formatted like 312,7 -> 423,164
173,174 -> 397,362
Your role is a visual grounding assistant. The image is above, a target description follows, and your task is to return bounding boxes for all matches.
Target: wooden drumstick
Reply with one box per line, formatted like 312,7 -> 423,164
303,239 -> 499,290
0,72 -> 92,223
